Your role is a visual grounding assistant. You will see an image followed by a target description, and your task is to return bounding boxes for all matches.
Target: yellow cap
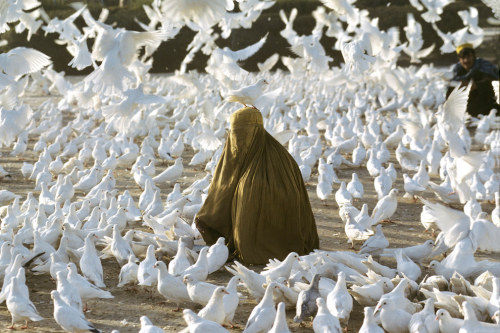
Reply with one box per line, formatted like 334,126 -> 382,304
456,43 -> 473,54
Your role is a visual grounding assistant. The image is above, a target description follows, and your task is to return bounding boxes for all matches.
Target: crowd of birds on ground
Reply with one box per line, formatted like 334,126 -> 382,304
1,0 -> 500,331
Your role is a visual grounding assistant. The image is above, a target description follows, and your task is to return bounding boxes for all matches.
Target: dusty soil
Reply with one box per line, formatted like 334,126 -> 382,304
0,91 -> 497,332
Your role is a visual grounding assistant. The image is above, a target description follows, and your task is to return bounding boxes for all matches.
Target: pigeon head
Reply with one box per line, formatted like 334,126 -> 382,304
315,297 -> 326,307
435,309 -> 451,321
424,240 -> 435,248
183,274 -> 194,284
153,261 -> 165,270
182,309 -> 197,323
427,260 -> 440,271
373,299 -> 387,315
257,78 -> 269,86
492,310 -> 500,324
216,287 -> 229,295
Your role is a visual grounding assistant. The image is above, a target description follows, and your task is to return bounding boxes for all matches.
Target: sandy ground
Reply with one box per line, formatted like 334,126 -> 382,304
0,91 -> 497,332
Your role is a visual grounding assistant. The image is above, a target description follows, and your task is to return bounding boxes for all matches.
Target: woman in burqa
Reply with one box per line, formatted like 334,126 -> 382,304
195,107 -> 319,265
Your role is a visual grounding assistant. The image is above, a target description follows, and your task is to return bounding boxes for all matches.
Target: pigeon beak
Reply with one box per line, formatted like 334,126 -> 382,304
223,290 -> 230,295
435,315 -> 439,321
373,305 -> 380,315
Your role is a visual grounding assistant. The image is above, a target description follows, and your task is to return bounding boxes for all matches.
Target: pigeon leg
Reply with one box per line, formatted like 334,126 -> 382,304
223,323 -> 238,329
21,321 -> 29,329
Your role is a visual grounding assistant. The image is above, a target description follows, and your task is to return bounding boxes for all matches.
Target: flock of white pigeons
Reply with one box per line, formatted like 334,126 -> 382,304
1,0 -> 500,332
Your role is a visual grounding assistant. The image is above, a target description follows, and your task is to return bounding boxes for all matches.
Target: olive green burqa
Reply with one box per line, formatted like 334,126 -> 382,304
195,107 -> 319,264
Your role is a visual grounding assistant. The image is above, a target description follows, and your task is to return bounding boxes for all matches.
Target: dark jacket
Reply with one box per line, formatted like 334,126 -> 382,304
451,58 -> 500,116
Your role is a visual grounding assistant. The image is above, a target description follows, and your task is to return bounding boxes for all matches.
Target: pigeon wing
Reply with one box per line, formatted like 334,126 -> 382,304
230,33 -> 268,61
440,83 -> 470,133
470,220 -> 500,253
420,198 -> 470,234
0,47 -> 51,78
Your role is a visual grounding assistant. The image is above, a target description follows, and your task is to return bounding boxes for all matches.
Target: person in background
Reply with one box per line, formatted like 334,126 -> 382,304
448,43 -> 499,117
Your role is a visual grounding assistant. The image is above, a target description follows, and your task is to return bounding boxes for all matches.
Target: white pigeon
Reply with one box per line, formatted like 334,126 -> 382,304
51,290 -> 100,333
154,261 -> 190,311
137,245 -> 158,287
408,298 -> 439,333
56,270 -> 83,312
344,210 -> 374,248
359,306 -> 384,333
0,47 -> 52,79
182,247 -> 209,281
261,252 -> 300,281
79,233 -> 105,288
152,157 -> 183,184
350,278 -> 394,307
374,297 -> 412,333
182,309 -> 229,333
460,300 -> 500,333
117,254 -> 139,288
225,261 -> 266,300
184,274 -> 219,306
139,315 -> 164,333
395,249 -> 421,281
335,181 -> 353,206
347,173 -> 364,200
5,275 -> 43,330
243,282 -> 279,333
197,286 -> 229,325
435,309 -> 464,333
268,302 -> 291,333
206,237 -> 229,274
352,142 -> 367,166
106,225 -> 134,266
169,240 -> 192,276
382,240 -> 435,265
66,263 -> 114,312
374,167 -> 392,200
313,297 -> 341,333
359,224 -> 389,257
161,0 -> 232,30
0,190 -> 20,205
326,271 -> 353,327
225,79 -> 268,108
371,189 -> 399,224
354,204 -> 375,231
317,173 -> 333,203
403,173 -> 426,201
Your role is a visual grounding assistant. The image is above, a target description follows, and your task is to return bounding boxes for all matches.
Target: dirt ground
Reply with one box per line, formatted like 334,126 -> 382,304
0,91 -> 497,332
